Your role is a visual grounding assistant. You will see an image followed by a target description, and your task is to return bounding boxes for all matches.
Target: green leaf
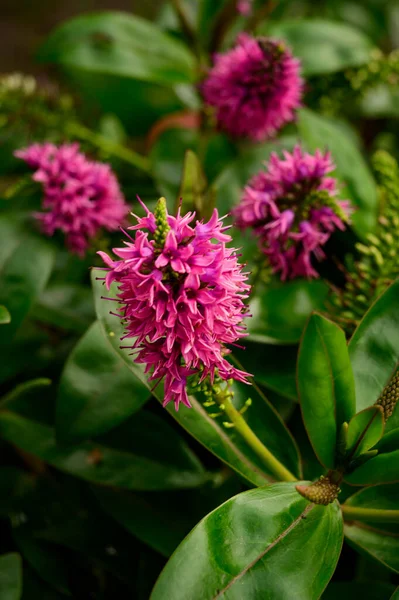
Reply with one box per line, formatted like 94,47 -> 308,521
0,553 -> 22,600
92,272 -> 301,485
298,108 -> 378,236
348,278 -> 399,412
323,582 -> 395,600
248,280 -> 329,345
57,321 -> 149,443
151,483 -> 343,600
177,150 -> 212,216
0,305 -> 11,324
0,409 -> 208,491
31,283 -> 94,334
344,449 -> 399,486
13,532 -> 71,596
233,341 -> 298,401
38,11 -> 195,86
93,486 -> 194,558
346,406 -> 384,460
264,19 -> 375,76
344,482 -> 399,515
0,224 -> 55,339
344,523 -> 399,573
297,314 -> 356,468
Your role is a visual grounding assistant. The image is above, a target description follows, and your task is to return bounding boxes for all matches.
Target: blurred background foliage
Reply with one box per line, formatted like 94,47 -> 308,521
0,0 -> 399,598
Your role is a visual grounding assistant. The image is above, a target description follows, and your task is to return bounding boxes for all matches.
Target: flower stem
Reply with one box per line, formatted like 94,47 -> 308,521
342,505 -> 399,524
68,122 -> 151,173
221,395 -> 297,482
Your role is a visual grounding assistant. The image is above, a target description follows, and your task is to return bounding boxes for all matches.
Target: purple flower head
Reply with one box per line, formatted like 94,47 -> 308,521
15,142 -> 129,256
201,34 -> 303,141
234,145 -> 352,280
98,198 -> 251,410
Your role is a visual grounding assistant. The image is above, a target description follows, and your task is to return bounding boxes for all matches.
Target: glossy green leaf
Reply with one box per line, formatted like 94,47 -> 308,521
264,19 -> 374,76
32,283 -> 94,334
151,483 -> 343,600
248,280 -> 329,345
92,272 -> 301,485
57,321 -> 149,443
349,278 -> 399,412
38,12 -> 195,86
390,587 -> 399,600
344,482 -> 399,514
0,305 -> 11,324
323,582 -> 395,600
0,224 -> 55,339
298,108 -> 377,236
345,449 -> 399,486
344,523 -> 399,573
297,314 -> 356,468
0,553 -> 22,600
0,409 -> 208,491
346,406 -> 385,460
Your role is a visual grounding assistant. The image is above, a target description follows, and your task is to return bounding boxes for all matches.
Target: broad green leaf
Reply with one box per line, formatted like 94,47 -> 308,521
0,553 -> 22,600
151,483 -> 343,600
248,280 -> 329,345
377,428 -> 399,454
297,314 -> 356,468
344,482 -> 399,515
0,305 -> 10,324
233,342 -> 298,401
346,406 -> 385,460
0,410 -> 208,491
349,280 -> 399,410
32,283 -> 94,334
298,108 -> 377,236
92,272 -> 301,485
0,226 -> 55,339
348,279 -> 399,412
344,523 -> 399,573
323,582 -> 395,600
345,449 -> 399,486
38,12 -> 195,86
391,587 -> 399,600
264,20 -> 374,76
13,532 -> 71,596
57,322 -> 149,443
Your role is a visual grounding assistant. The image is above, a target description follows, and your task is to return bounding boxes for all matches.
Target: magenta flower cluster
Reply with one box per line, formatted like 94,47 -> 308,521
201,34 -> 303,141
98,199 -> 251,410
234,146 -> 352,279
15,143 -> 129,256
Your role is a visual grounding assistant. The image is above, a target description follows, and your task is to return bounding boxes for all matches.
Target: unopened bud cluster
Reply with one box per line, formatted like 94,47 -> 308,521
296,476 -> 341,506
329,151 -> 399,335
377,370 -> 399,420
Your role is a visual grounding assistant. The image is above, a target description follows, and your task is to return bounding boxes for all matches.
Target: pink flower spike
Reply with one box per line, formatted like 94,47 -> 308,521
234,145 -> 352,280
15,142 -> 129,256
97,198 -> 252,410
201,34 -> 303,141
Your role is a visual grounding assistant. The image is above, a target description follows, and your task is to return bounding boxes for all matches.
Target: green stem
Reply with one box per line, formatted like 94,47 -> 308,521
342,505 -> 399,524
221,395 -> 297,482
68,122 -> 151,173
